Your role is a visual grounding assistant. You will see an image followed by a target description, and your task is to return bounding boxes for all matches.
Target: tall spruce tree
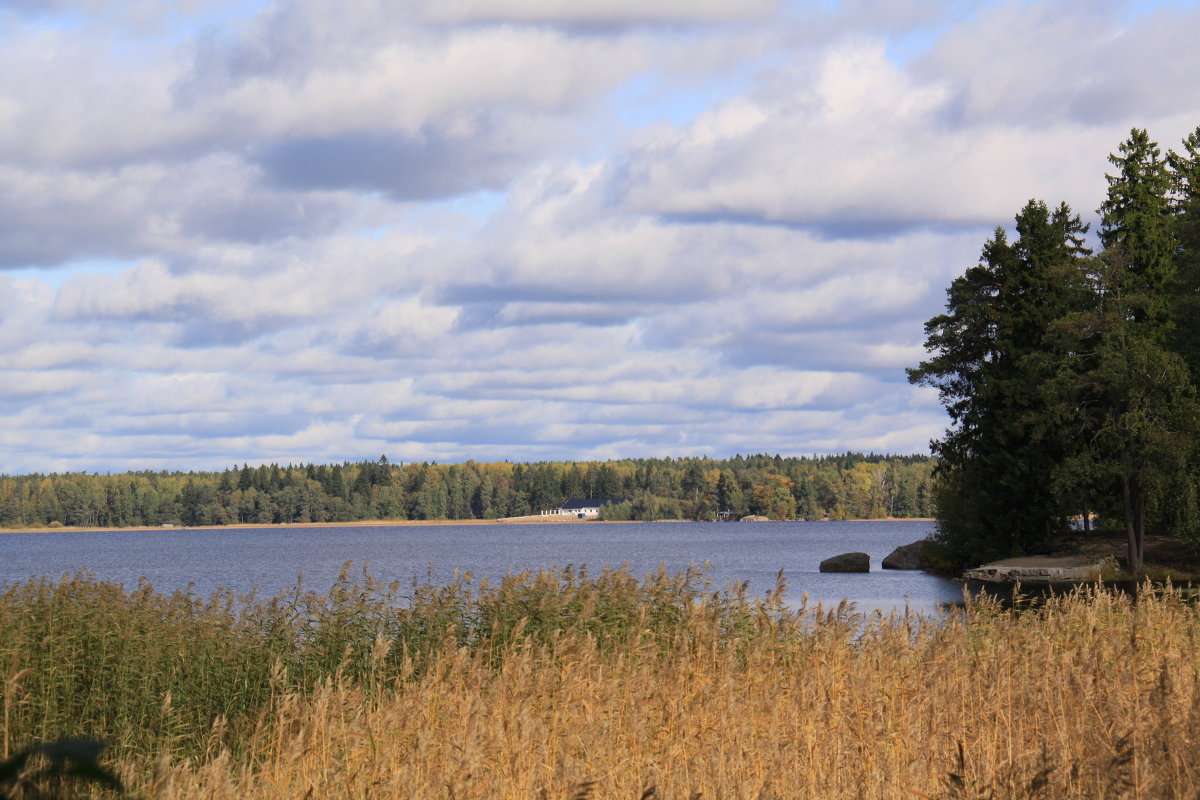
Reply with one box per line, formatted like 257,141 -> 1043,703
1168,126 -> 1200,380
1062,128 -> 1200,572
1098,128 -> 1175,329
1058,248 -> 1200,572
909,200 -> 1089,565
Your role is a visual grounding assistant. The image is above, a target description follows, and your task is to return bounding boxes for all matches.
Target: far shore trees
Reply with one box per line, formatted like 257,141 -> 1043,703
0,452 -> 935,528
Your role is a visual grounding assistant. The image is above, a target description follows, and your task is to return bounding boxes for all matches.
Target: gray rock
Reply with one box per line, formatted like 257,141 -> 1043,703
740,515 -> 770,522
882,539 -> 931,570
962,555 -> 1118,584
819,552 -> 870,573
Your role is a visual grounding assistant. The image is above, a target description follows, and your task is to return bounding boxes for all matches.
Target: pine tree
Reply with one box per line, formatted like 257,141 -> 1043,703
1098,128 -> 1175,329
1082,129 -> 1199,570
1058,249 -> 1200,572
909,200 -> 1089,564
716,470 -> 744,513
1168,126 -> 1200,379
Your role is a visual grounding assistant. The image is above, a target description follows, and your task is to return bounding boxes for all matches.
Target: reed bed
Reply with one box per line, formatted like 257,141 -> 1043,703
0,564 -> 745,760
5,569 -> 1200,798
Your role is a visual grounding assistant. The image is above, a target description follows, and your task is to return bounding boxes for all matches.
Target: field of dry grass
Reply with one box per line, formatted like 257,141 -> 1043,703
4,570 -> 1200,798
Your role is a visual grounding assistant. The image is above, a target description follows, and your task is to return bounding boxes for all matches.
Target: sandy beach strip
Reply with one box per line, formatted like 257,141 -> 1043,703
0,514 -> 630,534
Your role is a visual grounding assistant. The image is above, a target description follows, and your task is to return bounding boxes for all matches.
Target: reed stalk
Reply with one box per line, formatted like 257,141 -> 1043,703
3,569 -> 1199,798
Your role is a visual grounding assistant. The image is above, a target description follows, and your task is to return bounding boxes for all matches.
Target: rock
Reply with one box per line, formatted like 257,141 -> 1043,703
819,552 -> 870,573
740,515 -> 770,522
882,539 -> 930,570
962,555 -> 1118,584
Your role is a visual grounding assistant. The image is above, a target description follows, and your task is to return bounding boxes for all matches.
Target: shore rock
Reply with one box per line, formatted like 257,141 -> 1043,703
962,555 -> 1118,584
820,552 -> 870,573
882,540 -> 930,570
740,515 -> 770,522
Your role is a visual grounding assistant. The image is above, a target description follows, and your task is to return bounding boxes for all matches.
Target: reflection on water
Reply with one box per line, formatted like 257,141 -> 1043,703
0,520 -> 965,616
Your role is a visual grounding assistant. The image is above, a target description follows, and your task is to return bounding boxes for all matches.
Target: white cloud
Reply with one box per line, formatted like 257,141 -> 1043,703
420,0 -> 778,25
2,0 -> 1197,473
0,157 -> 351,267
912,0 -> 1200,128
0,369 -> 93,399
620,39 -> 1123,231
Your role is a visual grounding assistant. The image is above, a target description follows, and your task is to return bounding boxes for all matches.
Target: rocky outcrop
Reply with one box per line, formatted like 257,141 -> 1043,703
740,515 -> 770,522
820,552 -> 870,572
962,555 -> 1118,584
882,540 -> 931,570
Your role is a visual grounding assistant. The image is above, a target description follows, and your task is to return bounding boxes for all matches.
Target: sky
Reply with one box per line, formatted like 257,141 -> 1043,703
2,0 -> 1200,474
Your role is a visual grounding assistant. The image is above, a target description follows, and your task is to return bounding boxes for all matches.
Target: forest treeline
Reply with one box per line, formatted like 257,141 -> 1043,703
0,453 -> 934,529
910,126 -> 1200,571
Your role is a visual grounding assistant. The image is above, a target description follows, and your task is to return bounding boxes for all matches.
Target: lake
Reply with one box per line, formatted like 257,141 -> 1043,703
0,520 -> 965,615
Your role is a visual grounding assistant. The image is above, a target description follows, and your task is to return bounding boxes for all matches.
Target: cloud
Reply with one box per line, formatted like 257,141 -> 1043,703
338,297 -> 462,355
256,127 -> 533,200
0,158 -> 350,268
0,0 -> 250,31
178,13 -> 655,138
912,0 -> 1200,128
419,0 -> 778,25
619,38 -> 1123,234
0,22 -> 200,166
2,0 -> 1198,473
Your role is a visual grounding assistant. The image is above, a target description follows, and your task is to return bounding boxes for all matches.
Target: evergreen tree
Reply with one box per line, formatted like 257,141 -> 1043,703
1058,249 -> 1200,571
1098,128 -> 1175,329
1168,126 -> 1200,379
1084,129 -> 1198,569
911,127 -> 1200,572
716,470 -> 745,513
909,200 -> 1089,563
328,465 -> 347,500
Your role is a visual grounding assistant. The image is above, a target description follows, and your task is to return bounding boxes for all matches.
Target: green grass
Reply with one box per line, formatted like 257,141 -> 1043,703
0,564 -> 780,763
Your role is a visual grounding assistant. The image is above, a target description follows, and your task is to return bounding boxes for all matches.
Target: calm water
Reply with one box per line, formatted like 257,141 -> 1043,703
0,520 -> 964,615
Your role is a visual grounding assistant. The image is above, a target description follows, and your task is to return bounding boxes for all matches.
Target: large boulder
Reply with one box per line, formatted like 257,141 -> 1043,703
882,539 -> 931,570
819,552 -> 870,573
740,515 -> 770,522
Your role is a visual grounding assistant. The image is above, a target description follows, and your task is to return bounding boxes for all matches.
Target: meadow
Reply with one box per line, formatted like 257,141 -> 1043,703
2,566 -> 1198,799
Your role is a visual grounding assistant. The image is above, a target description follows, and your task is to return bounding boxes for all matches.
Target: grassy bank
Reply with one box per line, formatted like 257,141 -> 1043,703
3,570 -> 1200,798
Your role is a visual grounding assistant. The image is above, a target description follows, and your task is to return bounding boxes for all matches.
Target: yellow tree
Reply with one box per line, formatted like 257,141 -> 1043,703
748,474 -> 797,520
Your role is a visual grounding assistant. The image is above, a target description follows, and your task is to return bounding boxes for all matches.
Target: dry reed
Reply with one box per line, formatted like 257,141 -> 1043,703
5,569 -> 1200,798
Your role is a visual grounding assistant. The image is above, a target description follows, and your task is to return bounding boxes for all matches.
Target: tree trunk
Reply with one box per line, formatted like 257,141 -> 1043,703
1082,495 -> 1091,534
1135,491 -> 1146,573
1121,471 -> 1142,574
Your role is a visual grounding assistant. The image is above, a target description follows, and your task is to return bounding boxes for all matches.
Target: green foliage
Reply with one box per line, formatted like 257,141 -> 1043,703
0,454 -> 935,528
0,567 -> 780,765
1168,126 -> 1200,381
914,126 -> 1200,570
1054,249 -> 1200,569
910,200 -> 1090,563
1099,128 -> 1175,327
597,499 -> 635,521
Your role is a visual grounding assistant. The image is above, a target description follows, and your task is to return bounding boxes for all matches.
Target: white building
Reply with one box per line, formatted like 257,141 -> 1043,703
543,498 -> 625,518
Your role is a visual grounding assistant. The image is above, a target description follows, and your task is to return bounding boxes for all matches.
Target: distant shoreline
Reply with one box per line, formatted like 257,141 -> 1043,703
0,516 -> 935,534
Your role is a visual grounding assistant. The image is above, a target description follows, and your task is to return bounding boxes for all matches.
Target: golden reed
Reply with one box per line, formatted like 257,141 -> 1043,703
5,570 -> 1200,798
